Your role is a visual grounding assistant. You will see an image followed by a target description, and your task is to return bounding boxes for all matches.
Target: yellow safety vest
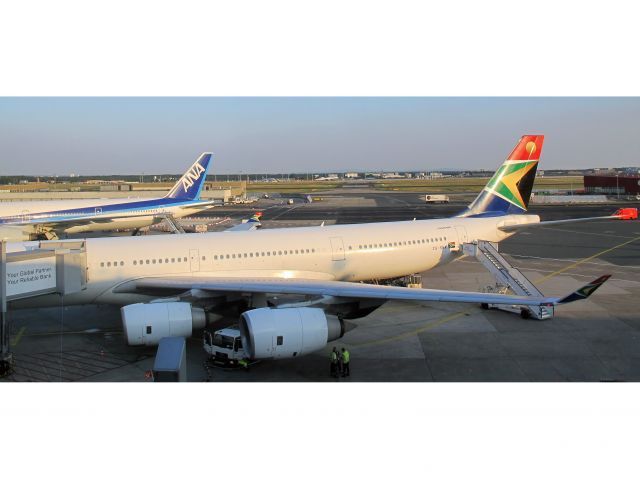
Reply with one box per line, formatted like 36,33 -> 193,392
342,350 -> 350,363
331,352 -> 338,362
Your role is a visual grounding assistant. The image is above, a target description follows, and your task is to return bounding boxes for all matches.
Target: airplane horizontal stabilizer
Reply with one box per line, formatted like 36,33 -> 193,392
498,208 -> 637,232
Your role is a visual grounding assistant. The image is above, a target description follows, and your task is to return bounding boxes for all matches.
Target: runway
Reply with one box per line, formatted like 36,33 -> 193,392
3,194 -> 639,382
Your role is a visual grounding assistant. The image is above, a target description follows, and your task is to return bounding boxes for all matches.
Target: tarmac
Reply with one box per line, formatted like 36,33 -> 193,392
3,192 -> 639,382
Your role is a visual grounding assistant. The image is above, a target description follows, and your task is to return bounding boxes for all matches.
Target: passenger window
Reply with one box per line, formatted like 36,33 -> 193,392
312,249 -> 315,253
120,261 -> 124,266
214,255 -> 218,260
202,256 -> 205,261
232,254 -> 236,259
184,257 -> 187,262
146,259 -> 150,264
306,249 -> 310,253
100,262 -> 104,267
284,251 -> 287,255
278,251 -> 282,256
152,259 -> 156,264
261,252 -> 265,256
244,253 -> 247,258
146,326 -> 152,334
107,262 -> 111,267
295,250 -> 299,254
277,336 -> 284,346
171,258 -> 175,263
178,258 -> 181,262
249,253 -> 253,257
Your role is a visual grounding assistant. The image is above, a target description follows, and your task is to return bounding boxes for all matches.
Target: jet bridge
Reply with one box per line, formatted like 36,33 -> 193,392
3,240 -> 87,302
463,240 -> 553,320
1,240 -> 87,374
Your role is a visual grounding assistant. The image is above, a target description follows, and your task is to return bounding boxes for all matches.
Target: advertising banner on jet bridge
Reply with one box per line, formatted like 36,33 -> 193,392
6,256 -> 56,298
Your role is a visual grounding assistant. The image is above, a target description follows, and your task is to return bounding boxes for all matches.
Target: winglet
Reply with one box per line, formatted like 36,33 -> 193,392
165,152 -> 213,201
556,275 -> 611,304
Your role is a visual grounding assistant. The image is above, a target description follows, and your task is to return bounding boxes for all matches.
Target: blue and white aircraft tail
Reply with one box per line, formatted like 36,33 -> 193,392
164,153 -> 212,201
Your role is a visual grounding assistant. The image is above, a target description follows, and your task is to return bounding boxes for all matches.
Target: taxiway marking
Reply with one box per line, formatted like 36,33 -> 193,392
535,235 -> 640,284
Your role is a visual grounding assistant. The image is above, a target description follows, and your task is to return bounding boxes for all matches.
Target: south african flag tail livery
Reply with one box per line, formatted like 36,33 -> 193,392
458,135 -> 544,217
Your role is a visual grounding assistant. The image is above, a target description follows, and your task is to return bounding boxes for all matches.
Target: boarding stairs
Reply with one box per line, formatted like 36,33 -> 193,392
462,240 -> 553,320
159,214 -> 186,234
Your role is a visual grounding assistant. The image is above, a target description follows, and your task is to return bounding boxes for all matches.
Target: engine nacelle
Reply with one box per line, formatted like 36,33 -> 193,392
239,307 -> 344,360
121,302 -> 206,346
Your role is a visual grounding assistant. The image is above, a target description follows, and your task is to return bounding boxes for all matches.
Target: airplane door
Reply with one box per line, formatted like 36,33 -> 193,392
454,226 -> 468,246
190,249 -> 200,272
330,237 -> 345,261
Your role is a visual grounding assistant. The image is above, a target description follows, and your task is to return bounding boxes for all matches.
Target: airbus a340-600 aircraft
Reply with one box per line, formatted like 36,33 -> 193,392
0,153 -> 214,241
9,136 -> 635,361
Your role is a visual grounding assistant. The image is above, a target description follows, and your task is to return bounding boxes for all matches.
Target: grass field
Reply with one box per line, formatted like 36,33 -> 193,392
1,176 -> 586,195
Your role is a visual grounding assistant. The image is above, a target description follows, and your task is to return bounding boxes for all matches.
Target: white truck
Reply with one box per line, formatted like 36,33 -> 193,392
203,328 -> 246,366
424,194 -> 449,204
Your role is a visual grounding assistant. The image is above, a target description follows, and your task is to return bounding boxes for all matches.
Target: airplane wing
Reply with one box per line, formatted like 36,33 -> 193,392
499,208 -> 637,232
115,274 -> 611,307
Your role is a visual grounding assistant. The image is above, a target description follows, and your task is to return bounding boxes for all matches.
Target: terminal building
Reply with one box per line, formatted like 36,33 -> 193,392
584,174 -> 640,195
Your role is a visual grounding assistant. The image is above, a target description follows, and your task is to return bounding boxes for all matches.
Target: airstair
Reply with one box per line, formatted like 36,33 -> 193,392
462,240 -> 554,320
159,214 -> 186,234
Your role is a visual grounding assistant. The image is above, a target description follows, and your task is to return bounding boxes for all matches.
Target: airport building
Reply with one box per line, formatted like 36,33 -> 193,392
584,174 -> 640,195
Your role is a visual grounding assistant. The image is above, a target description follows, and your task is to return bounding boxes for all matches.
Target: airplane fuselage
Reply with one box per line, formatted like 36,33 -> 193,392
0,197 -> 214,235
10,214 -> 539,309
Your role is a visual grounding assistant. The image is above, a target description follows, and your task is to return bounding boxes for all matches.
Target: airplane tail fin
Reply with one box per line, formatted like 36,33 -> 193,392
457,135 -> 543,217
164,152 -> 213,201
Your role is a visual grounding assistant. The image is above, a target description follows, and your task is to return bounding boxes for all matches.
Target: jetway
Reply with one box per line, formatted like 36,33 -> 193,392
463,240 -> 554,320
3,240 -> 87,301
1,240 -> 87,375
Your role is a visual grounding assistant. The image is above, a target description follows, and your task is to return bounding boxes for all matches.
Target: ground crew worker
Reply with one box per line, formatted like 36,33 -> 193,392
341,348 -> 350,377
238,358 -> 250,372
330,347 -> 339,378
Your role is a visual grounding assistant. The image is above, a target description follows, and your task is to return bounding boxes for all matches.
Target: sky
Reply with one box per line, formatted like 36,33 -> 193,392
0,97 -> 638,175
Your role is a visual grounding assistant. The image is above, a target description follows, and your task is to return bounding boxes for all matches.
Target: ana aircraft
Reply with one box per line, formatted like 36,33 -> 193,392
9,136 -> 633,360
0,153 -> 214,241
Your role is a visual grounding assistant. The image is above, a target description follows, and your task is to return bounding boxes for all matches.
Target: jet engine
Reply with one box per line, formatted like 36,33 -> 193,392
121,302 -> 206,346
239,307 -> 345,360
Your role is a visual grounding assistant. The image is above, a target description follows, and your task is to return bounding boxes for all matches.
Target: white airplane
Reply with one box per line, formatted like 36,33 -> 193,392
8,136 -> 635,361
0,153 -> 214,241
